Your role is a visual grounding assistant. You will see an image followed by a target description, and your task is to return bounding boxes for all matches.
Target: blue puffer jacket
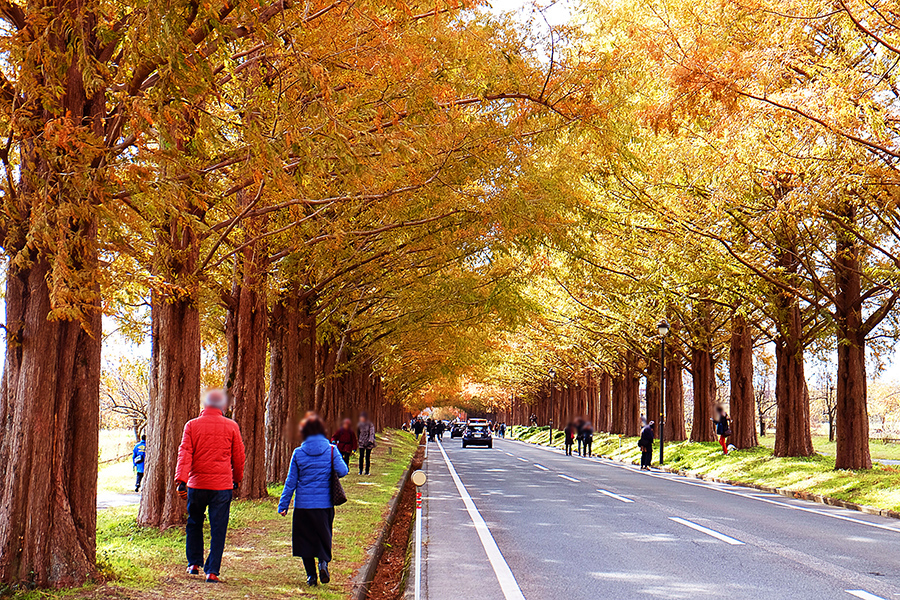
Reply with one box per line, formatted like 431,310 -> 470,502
278,434 -> 349,511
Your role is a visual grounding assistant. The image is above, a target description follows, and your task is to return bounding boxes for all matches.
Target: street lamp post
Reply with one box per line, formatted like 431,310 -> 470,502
549,368 -> 556,443
658,320 -> 670,465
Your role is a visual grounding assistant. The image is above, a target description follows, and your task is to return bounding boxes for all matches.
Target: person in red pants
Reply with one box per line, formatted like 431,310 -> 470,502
712,406 -> 731,454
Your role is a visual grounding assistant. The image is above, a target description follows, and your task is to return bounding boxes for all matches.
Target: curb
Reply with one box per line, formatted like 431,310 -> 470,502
353,434 -> 424,600
508,437 -> 900,521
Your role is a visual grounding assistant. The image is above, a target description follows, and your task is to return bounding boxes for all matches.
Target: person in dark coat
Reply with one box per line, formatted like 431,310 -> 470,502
357,412 -> 376,475
412,418 -> 425,438
582,422 -> 594,457
279,415 -> 349,587
132,435 -> 146,492
563,422 -> 576,456
639,421 -> 655,470
331,419 -> 358,467
712,406 -> 731,454
436,420 -> 446,441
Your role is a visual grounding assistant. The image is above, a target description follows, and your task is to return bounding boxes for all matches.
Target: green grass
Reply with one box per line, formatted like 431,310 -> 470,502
757,434 -> 900,461
508,425 -> 900,513
10,429 -> 419,600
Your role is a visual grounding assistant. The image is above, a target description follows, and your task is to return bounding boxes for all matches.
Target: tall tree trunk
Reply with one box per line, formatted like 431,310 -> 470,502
772,205 -> 814,458
0,258 -> 102,586
225,247 -> 268,499
597,371 -> 612,432
665,350 -> 686,441
690,347 -> 717,442
646,354 -> 661,438
834,207 -> 871,469
773,327 -> 813,457
611,373 -> 625,434
729,314 -> 758,449
624,353 -> 641,437
139,292 -> 201,527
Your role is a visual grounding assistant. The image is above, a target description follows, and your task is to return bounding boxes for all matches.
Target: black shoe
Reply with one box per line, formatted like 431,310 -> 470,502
307,576 -> 318,587
319,561 -> 330,584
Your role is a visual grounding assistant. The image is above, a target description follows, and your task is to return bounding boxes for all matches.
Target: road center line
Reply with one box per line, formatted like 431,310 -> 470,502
515,457 -> 528,462
533,464 -> 550,471
846,590 -> 886,600
669,517 -> 745,545
597,489 -> 634,503
436,442 -> 527,600
557,474 -> 580,482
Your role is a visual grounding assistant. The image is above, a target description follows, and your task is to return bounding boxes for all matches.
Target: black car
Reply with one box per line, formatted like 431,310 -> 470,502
462,424 -> 492,448
450,422 -> 466,438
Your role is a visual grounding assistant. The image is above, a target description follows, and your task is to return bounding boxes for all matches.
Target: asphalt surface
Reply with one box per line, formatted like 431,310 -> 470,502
411,436 -> 900,600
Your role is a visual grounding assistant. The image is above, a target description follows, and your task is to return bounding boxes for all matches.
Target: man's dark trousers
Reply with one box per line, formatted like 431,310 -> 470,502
186,488 -> 233,575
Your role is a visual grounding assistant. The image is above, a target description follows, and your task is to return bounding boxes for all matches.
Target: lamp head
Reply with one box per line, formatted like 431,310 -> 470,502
657,320 -> 671,337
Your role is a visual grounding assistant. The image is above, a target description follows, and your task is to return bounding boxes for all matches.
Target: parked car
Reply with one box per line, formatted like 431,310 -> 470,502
462,424 -> 493,448
451,422 -> 466,438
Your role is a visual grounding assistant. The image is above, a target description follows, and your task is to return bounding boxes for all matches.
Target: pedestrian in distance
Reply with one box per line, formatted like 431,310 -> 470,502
436,420 -> 445,441
564,422 -> 576,456
498,423 -> 506,438
712,406 -> 732,455
132,434 -> 146,492
357,412 -> 376,475
278,415 -> 350,587
426,418 -> 436,442
639,421 -> 655,470
331,418 -> 358,468
412,418 -> 425,438
582,422 -> 594,457
175,389 -> 246,583
575,418 -> 586,456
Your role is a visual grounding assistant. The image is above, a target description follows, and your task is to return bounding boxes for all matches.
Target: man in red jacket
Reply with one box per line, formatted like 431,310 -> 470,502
175,389 -> 246,583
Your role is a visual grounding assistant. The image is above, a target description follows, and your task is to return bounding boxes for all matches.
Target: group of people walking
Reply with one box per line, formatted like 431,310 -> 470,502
563,419 -> 595,457
167,389 -> 386,587
329,413 -> 377,475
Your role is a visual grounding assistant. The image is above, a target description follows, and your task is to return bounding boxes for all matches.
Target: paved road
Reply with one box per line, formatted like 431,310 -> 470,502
412,437 -> 900,600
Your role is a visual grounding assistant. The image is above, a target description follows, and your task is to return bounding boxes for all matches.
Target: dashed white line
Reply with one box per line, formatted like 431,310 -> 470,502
558,474 -> 580,482
844,590 -> 885,600
642,470 -> 900,535
436,442 -> 527,600
669,517 -> 744,545
597,489 -> 634,503
533,464 -> 550,471
846,591 -> 886,600
516,457 -> 528,462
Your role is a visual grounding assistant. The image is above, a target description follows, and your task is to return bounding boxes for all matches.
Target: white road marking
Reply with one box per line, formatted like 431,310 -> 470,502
516,457 -> 528,462
643,470 -> 900,535
534,464 -> 550,471
504,452 -> 514,457
510,438 -> 900,536
558,474 -> 580,482
597,489 -> 634,503
436,442 -> 527,600
846,591 -> 886,600
669,517 -> 745,545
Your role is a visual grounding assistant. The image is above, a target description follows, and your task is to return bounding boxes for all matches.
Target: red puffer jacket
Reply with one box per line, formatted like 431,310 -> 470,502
331,427 -> 358,454
175,408 -> 246,491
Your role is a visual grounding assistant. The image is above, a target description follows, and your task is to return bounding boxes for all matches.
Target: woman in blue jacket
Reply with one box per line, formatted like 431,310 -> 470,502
278,416 -> 350,586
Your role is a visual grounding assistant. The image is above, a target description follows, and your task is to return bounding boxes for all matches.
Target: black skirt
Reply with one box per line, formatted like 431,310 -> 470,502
292,508 -> 335,561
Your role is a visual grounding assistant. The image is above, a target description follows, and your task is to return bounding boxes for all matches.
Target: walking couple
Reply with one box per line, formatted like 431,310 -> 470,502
174,389 -> 354,587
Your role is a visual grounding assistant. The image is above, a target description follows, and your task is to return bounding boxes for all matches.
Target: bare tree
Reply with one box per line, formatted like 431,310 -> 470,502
101,359 -> 150,440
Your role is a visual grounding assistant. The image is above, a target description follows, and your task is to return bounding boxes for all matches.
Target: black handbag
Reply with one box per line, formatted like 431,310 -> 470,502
330,447 -> 347,506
